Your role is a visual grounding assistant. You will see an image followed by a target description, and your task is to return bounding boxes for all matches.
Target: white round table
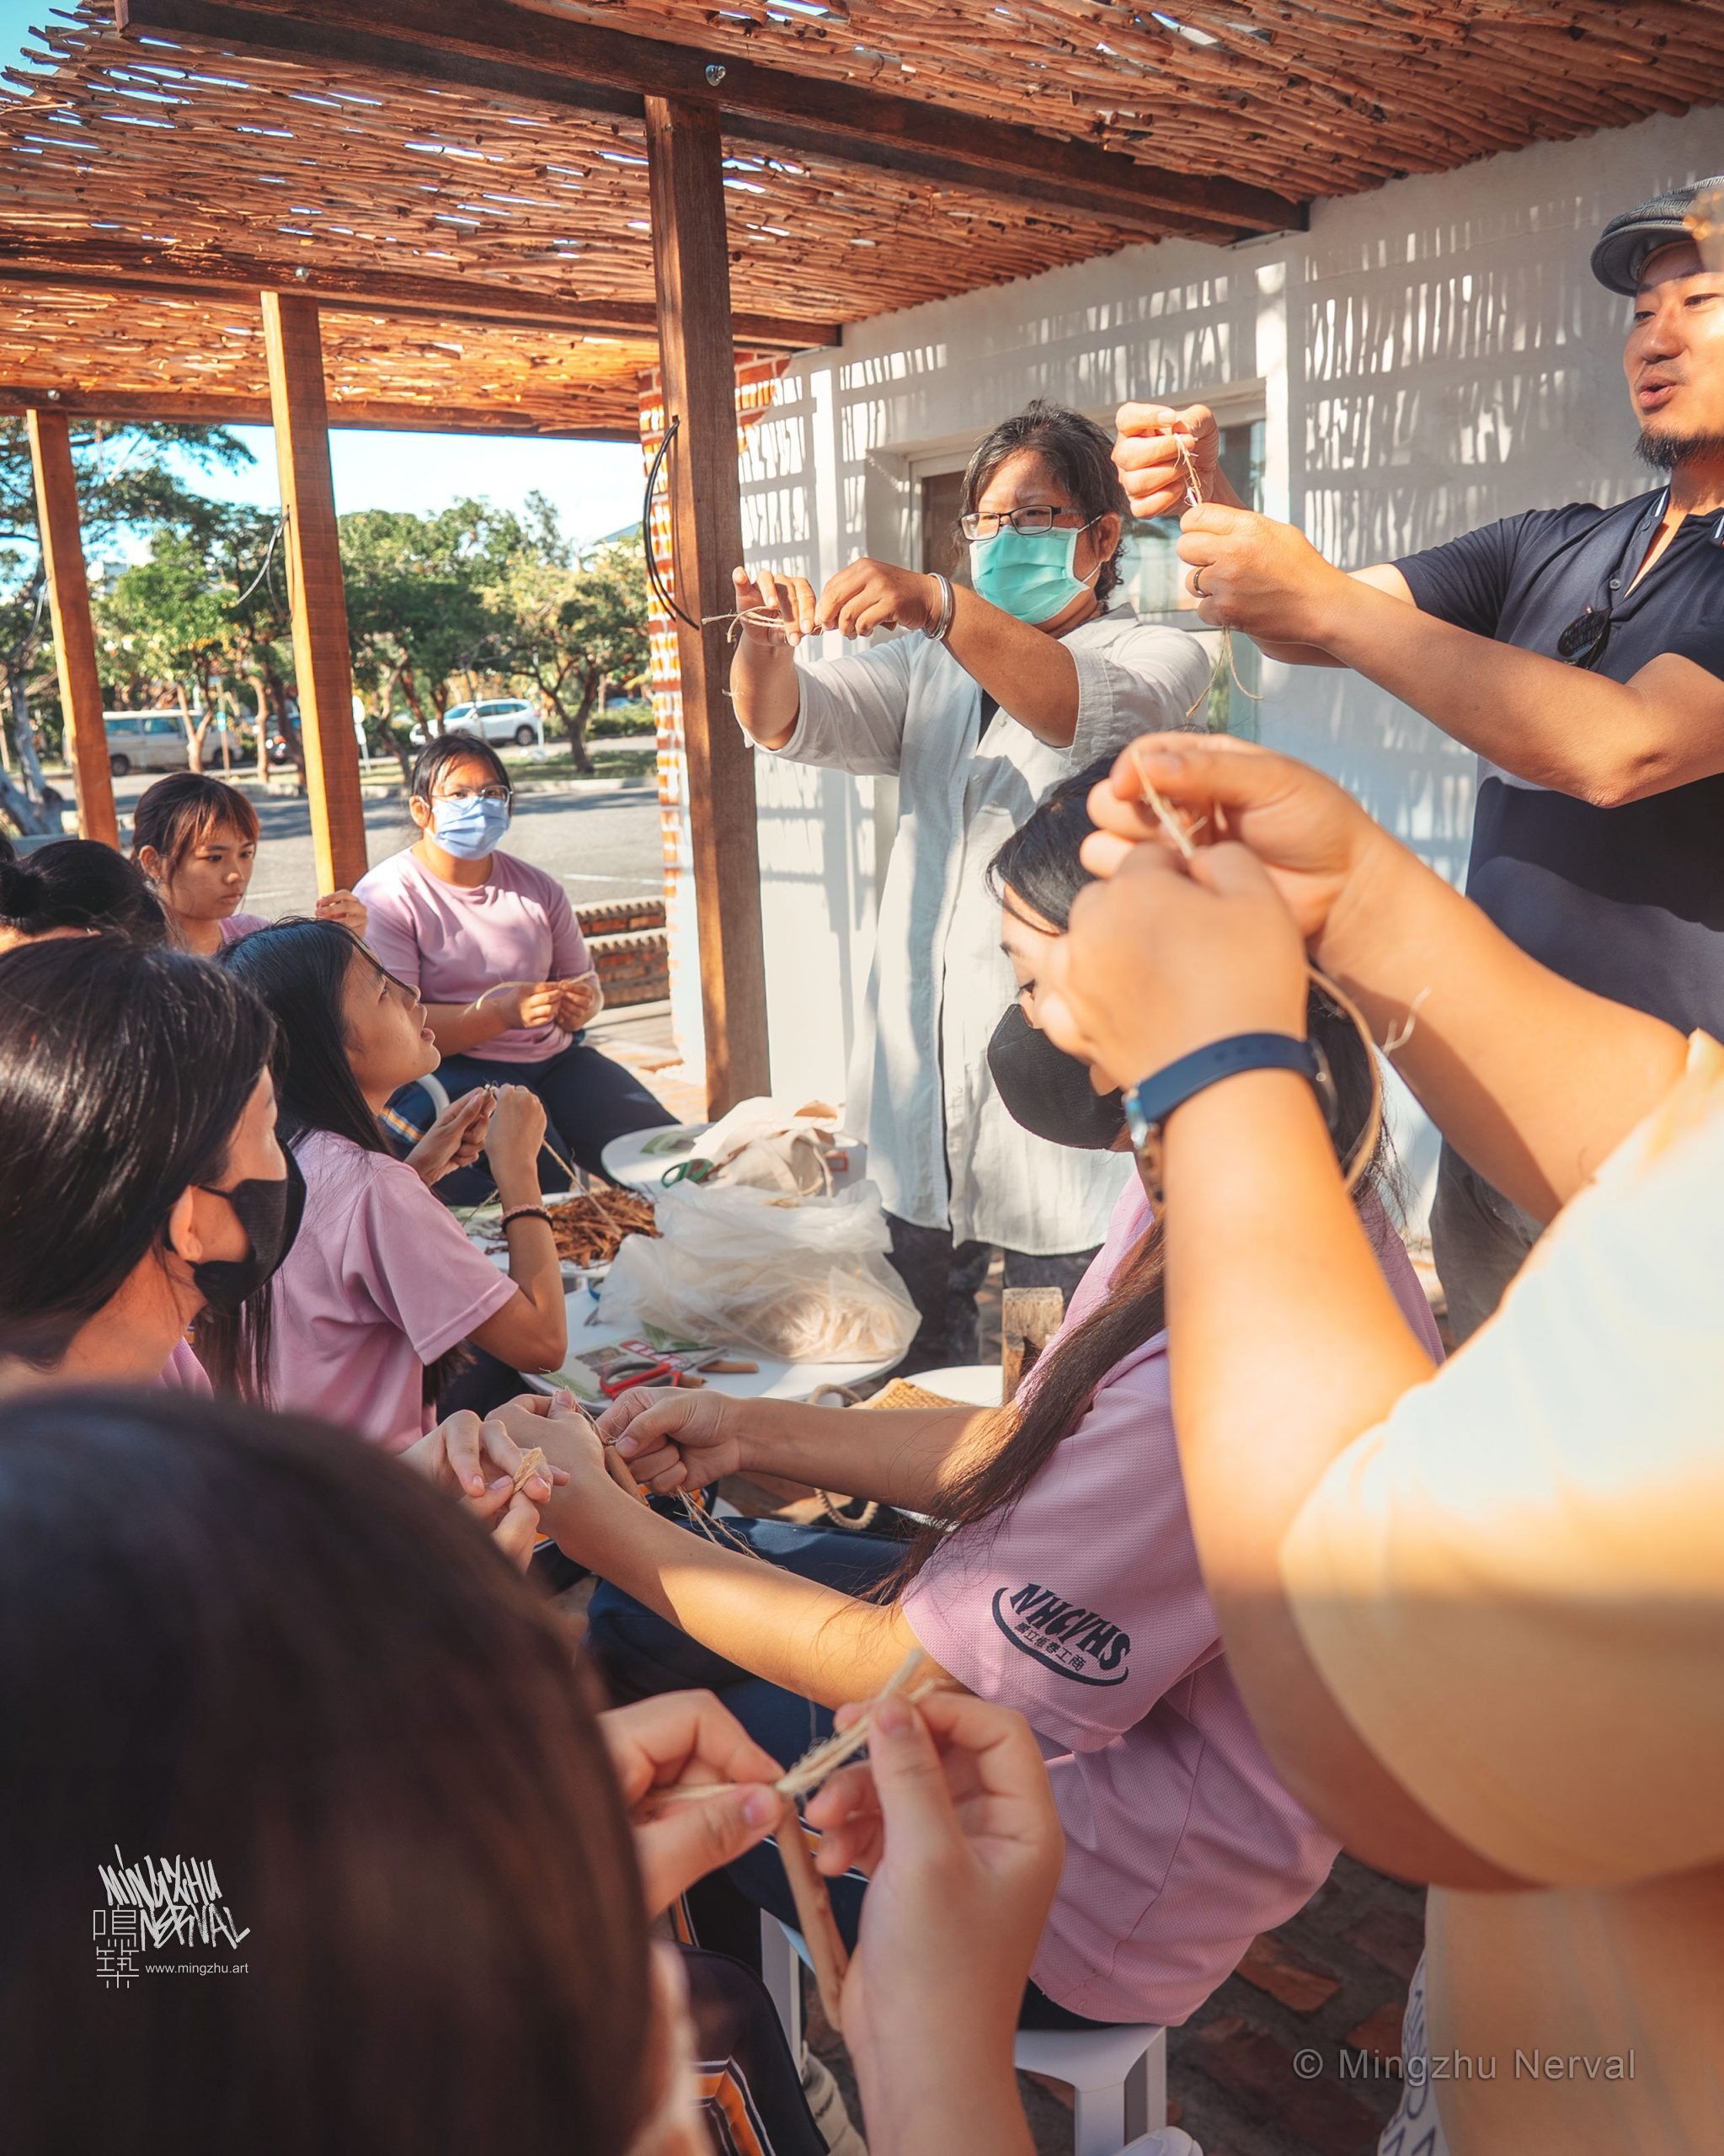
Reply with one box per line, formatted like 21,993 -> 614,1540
600,1123 -> 870,1196
539,1301 -> 902,1406
600,1122 -> 707,1193
470,1186 -> 903,1406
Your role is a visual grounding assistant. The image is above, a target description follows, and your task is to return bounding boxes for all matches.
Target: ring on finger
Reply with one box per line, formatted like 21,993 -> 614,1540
1190,568 -> 1206,597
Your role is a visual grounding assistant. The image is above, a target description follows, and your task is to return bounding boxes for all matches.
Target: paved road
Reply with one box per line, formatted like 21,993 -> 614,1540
109,766 -> 665,915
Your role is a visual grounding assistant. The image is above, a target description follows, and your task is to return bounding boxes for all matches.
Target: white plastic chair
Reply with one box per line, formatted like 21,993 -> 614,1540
761,1914 -> 1172,2156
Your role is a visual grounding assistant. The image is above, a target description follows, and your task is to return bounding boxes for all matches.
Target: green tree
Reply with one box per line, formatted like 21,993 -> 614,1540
98,531 -> 231,766
0,417 -> 253,834
339,501 -> 511,756
94,504 -> 301,782
488,501 -> 649,772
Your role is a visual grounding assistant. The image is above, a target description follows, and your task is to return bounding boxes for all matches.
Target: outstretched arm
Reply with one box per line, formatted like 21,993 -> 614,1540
514,1397 -> 937,1706
1177,505 -> 1724,804
598,1384 -> 999,1516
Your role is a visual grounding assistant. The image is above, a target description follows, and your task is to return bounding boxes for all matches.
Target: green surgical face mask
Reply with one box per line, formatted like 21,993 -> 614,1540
969,516 -> 1102,625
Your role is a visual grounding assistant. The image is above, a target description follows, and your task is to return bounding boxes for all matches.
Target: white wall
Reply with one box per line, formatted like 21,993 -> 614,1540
734,106 -> 1720,1205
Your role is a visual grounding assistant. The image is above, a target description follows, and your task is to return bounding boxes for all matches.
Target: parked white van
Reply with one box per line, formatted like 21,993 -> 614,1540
104,712 -> 189,777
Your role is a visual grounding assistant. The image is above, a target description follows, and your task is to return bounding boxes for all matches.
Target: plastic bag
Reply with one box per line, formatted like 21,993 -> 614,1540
599,1179 -> 918,1366
682,1095 -> 847,1196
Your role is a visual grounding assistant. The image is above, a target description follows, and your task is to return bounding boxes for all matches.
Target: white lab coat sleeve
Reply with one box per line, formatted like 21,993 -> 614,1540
1067,622 -> 1214,768
754,634 -> 916,778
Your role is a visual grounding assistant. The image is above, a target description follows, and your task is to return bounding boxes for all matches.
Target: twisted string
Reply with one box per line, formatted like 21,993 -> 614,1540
1125,743 -> 1397,1201
1175,431 -> 1264,727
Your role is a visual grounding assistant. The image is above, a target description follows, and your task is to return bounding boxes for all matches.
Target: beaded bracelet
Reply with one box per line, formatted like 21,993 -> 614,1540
499,1205 -> 552,1230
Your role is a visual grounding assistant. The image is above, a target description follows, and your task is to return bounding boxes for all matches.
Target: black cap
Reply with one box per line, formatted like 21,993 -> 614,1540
1592,176 -> 1724,296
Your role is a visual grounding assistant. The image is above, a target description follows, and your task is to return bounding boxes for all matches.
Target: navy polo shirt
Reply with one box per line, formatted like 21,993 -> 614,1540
1397,490 -> 1724,1034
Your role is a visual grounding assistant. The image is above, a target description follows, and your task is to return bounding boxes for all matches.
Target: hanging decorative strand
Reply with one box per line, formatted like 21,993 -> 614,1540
643,417 -> 803,643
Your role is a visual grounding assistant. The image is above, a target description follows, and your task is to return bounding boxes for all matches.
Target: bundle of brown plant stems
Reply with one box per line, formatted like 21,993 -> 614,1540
595,1409 -> 941,2031
652,1646 -> 946,2032
542,1189 -> 658,1267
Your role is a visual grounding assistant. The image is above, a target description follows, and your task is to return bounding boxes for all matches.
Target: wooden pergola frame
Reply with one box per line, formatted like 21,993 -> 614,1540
16,0 -> 1716,1106
11,3 -> 1301,1111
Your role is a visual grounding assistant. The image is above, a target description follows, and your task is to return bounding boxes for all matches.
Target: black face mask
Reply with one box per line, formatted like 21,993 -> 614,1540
987,1001 -> 1125,1151
180,1148 -> 305,1313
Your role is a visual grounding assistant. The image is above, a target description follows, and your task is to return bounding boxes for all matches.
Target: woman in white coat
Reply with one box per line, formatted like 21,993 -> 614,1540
731,399 -> 1209,1369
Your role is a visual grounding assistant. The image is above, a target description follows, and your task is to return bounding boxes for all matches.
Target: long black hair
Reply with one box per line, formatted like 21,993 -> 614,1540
0,1388 -> 654,2156
895,758 -> 1392,1577
959,400 -> 1131,605
210,919 -> 464,1404
0,840 -> 168,943
0,939 -> 274,1369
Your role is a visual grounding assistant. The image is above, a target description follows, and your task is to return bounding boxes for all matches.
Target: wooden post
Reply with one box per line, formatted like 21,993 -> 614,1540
644,94 -> 771,1115
25,408 -> 119,846
259,291 -> 367,893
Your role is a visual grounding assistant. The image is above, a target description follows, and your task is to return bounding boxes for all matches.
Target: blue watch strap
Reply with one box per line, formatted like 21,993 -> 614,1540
1124,1033 -> 1321,1152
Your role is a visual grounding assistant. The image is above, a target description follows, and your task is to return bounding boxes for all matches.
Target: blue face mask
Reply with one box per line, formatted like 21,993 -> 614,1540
429,795 -> 511,860
969,517 -> 1103,625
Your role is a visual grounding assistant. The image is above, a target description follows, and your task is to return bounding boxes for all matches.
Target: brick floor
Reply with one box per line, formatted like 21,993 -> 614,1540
794,1854 -> 1419,2156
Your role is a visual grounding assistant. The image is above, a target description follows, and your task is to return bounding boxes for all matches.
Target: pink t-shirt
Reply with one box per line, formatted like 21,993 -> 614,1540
157,1337 -> 213,1394
264,1129 -> 515,1449
217,912 -> 270,945
354,846 -> 590,1065
902,1176 -> 1444,2025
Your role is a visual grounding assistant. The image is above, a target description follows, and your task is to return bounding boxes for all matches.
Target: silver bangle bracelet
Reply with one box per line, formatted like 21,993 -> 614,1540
922,571 -> 956,643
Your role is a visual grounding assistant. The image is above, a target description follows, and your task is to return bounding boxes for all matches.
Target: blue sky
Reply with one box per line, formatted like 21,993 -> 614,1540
1,1 -> 648,539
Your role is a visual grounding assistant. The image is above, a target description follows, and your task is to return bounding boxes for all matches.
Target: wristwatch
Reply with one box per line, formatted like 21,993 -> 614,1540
1124,1033 -> 1337,1198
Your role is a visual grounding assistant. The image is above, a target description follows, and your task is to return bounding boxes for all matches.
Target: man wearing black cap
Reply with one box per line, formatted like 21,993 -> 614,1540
1113,174 -> 1724,1337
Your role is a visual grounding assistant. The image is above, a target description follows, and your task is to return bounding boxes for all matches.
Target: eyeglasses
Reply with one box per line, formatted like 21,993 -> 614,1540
434,783 -> 513,805
959,506 -> 1091,542
1557,606 -> 1613,670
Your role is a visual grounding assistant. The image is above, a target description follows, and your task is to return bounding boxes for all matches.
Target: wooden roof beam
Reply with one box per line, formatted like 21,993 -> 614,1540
0,243 -> 839,353
0,387 -> 641,440
115,0 -> 1306,243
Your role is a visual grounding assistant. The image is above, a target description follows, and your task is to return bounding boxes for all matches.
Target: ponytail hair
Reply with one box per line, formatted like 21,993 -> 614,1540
0,841 -> 167,945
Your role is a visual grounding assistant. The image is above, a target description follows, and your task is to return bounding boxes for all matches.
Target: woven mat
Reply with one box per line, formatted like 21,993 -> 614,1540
859,1377 -> 968,1414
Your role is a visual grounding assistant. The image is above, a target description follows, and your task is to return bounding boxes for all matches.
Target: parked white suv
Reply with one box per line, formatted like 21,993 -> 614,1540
104,712 -> 189,776
441,698 -> 544,748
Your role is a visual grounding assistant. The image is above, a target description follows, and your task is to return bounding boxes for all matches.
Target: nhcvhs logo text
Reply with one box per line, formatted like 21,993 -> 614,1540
992,1582 -> 1132,1685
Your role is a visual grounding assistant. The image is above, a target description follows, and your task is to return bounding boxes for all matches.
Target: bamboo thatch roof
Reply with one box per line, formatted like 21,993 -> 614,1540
0,1 -> 1719,435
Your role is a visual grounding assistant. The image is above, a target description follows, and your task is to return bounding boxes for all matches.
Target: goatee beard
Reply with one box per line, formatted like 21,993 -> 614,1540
1635,427 -> 1724,472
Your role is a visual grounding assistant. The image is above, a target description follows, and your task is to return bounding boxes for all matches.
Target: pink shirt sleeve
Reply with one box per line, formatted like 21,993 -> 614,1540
546,880 -> 590,981
903,1340 -> 1220,1756
345,1156 -> 515,1362
355,876 -> 424,995
901,1188 -> 1442,1759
